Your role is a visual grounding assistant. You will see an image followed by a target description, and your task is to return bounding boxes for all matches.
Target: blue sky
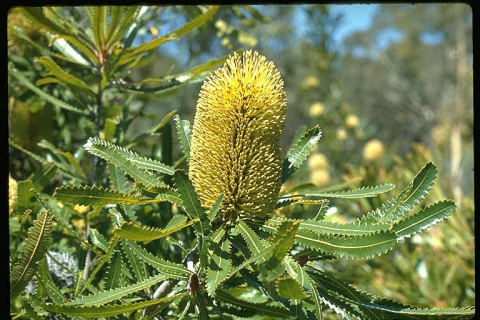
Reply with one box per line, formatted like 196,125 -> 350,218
329,4 -> 378,45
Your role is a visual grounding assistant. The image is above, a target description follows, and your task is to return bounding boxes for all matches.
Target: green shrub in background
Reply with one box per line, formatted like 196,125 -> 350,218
9,6 -> 474,319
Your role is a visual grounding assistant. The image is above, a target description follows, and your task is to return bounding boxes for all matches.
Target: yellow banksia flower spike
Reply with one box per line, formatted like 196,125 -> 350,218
189,50 -> 286,221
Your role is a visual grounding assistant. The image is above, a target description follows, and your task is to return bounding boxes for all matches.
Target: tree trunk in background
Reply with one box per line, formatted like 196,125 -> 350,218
450,5 -> 469,208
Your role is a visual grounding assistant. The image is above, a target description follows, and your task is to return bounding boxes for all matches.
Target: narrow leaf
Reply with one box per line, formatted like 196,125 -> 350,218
173,170 -> 209,235
207,193 -> 224,221
9,64 -> 84,114
19,7 -> 68,34
282,125 -> 322,183
264,218 -> 390,236
103,251 -> 123,290
295,229 -> 397,259
174,115 -> 192,163
113,218 -> 198,241
392,200 -> 456,240
215,290 -> 289,317
66,274 -> 167,306
125,241 -> 189,279
121,240 -> 148,283
54,185 -> 164,206
275,276 -> 309,300
10,210 -> 53,298
37,56 -> 94,95
280,183 -> 394,201
40,293 -> 185,317
364,162 -> 438,224
206,237 -> 232,296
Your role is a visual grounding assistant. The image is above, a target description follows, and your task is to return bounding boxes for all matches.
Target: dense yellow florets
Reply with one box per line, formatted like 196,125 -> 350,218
189,50 -> 286,221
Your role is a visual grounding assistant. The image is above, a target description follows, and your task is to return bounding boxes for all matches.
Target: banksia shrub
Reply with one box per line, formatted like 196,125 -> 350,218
189,50 -> 286,221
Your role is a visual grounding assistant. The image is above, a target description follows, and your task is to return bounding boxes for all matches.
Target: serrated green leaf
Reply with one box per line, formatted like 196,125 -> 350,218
215,290 -> 289,317
375,307 -> 475,319
282,125 -> 322,183
271,221 -> 300,261
108,163 -> 137,222
89,228 -> 108,251
19,7 -> 68,35
37,56 -> 94,95
207,193 -> 224,221
174,115 -> 192,163
392,200 -> 456,239
364,162 -> 438,224
80,236 -> 119,295
307,268 -> 383,319
173,170 -> 209,235
86,137 -> 174,179
174,170 -> 210,271
31,163 -> 57,192
264,218 -> 390,237
103,251 -> 123,290
237,220 -> 267,263
206,237 -> 232,296
9,64 -> 84,114
113,218 -> 198,241
53,185 -> 164,206
90,6 -> 105,50
295,229 -> 397,259
40,292 -> 185,317
67,273 -> 167,306
211,226 -> 226,243
275,276 -> 309,300
124,241 -> 189,279
280,183 -> 394,202
21,299 -> 44,320
120,240 -> 148,283
37,258 -> 66,304
10,210 -> 53,298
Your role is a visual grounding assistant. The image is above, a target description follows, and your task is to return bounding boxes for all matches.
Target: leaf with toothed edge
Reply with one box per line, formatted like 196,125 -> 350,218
39,293 -> 186,317
174,115 -> 192,163
65,273 -> 168,306
275,276 -> 309,300
124,240 -> 189,279
263,217 -> 390,237
120,240 -> 148,283
85,137 -> 175,175
113,218 -> 198,241
53,185 -> 166,206
282,125 -> 322,183
295,229 -> 397,260
215,290 -> 290,317
206,237 -> 232,296
103,251 -> 124,290
392,200 -> 456,240
279,183 -> 394,202
306,267 -> 475,319
10,210 -> 53,299
363,162 -> 438,224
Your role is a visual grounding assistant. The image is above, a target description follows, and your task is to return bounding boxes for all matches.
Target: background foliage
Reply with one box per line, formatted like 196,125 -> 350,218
8,4 -> 474,319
